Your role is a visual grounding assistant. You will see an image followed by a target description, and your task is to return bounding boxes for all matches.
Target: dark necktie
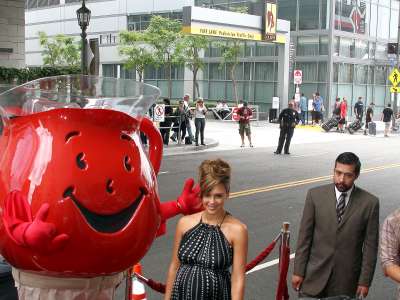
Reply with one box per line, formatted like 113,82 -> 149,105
336,192 -> 347,223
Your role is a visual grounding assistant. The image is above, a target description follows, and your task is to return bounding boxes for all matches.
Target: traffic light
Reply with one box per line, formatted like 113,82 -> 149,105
388,43 -> 398,55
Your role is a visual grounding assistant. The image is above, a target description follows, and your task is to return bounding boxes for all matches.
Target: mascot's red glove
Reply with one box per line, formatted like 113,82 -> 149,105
157,178 -> 203,236
3,190 -> 69,253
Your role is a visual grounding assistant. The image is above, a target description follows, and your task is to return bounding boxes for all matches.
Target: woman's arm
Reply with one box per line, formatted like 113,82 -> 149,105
231,222 -> 248,300
164,218 -> 185,300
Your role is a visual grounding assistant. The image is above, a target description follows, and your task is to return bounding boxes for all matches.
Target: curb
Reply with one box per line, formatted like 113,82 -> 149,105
163,138 -> 219,156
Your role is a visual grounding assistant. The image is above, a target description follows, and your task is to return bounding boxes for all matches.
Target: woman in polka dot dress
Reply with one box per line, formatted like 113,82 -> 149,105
165,159 -> 248,300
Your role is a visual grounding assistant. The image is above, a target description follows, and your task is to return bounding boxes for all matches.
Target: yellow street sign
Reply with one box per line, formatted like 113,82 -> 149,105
390,86 -> 400,93
389,68 -> 400,86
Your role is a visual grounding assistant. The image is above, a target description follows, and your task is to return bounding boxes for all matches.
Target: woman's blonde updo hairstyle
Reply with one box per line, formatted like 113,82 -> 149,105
198,159 -> 231,197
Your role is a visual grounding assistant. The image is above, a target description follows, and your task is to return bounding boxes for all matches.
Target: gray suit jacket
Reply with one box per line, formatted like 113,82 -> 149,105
293,183 -> 379,297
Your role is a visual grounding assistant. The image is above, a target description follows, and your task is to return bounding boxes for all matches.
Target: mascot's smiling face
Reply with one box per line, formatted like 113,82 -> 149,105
0,108 -> 161,276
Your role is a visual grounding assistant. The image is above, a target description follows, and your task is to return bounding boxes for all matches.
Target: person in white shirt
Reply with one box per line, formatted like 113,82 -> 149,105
194,98 -> 207,146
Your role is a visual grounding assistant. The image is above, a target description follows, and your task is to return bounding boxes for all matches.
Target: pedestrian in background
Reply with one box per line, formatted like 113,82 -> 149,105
183,94 -> 194,143
159,98 -> 173,145
354,96 -> 364,121
274,101 -> 299,155
364,102 -> 375,135
194,98 -> 207,146
312,92 -> 323,125
381,103 -> 394,137
165,159 -> 248,300
299,93 -> 308,125
338,97 -> 348,133
171,100 -> 187,143
237,101 -> 253,148
292,152 -> 379,299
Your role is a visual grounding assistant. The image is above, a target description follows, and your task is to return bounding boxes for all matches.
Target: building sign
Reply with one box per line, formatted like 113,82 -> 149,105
153,104 -> 165,122
264,0 -> 277,42
335,0 -> 366,34
182,6 -> 286,44
182,26 -> 262,41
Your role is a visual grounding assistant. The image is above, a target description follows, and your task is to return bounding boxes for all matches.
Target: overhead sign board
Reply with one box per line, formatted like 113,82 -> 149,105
264,0 -> 277,42
182,6 -> 285,43
294,69 -> 302,85
389,68 -> 400,87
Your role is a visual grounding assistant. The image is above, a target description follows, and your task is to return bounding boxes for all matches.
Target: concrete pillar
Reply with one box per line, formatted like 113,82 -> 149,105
277,19 -> 291,111
0,0 -> 25,68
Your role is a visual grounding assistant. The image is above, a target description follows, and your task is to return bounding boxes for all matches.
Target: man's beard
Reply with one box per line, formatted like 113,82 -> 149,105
335,183 -> 351,192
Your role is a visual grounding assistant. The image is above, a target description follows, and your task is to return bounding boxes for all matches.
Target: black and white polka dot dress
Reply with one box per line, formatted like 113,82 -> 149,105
171,215 -> 233,300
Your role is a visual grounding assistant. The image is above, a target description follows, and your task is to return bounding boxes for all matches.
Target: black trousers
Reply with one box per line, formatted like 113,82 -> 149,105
0,274 -> 18,300
276,127 -> 294,153
159,122 -> 171,145
195,118 -> 205,144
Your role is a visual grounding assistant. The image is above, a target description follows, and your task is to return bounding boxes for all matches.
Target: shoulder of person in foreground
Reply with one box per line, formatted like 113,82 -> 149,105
354,186 -> 379,204
224,215 -> 248,242
176,211 -> 202,234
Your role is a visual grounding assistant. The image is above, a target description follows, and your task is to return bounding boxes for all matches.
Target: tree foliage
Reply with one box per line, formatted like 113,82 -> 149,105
180,34 -> 209,100
38,31 -> 80,67
144,16 -> 185,98
118,31 -> 154,82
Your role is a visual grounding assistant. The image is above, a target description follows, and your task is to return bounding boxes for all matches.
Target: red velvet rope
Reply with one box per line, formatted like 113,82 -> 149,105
135,238 -> 280,294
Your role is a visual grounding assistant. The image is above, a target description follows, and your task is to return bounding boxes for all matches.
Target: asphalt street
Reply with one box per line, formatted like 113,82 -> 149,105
122,134 -> 400,300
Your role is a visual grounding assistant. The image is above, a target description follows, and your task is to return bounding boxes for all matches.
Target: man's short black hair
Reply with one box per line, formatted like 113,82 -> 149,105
335,152 -> 361,177
388,103 -> 392,107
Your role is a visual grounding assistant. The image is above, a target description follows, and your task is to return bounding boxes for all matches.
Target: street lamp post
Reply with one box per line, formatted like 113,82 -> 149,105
77,0 -> 91,75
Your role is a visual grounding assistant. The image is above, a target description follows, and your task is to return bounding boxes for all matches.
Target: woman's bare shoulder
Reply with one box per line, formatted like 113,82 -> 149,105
177,212 -> 202,233
223,215 -> 248,238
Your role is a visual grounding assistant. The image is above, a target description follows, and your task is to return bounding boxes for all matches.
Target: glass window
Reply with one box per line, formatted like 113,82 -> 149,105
278,0 -> 297,31
354,40 -> 368,59
318,62 -> 328,82
48,0 -> 59,5
299,0 -> 319,30
375,65 -> 387,85
333,36 -> 340,56
210,43 -> 222,57
375,44 -> 387,60
355,65 -> 368,84
339,37 -> 354,58
27,0 -> 37,9
368,66 -> 374,84
336,0 -> 367,33
254,62 -> 274,81
338,63 -> 353,83
209,63 -> 225,80
102,64 -> 118,78
38,0 -> 47,7
244,62 -> 252,81
333,63 -> 339,82
297,36 -> 319,56
390,3 -> 399,40
295,62 -> 317,82
144,65 -> 157,80
370,3 -> 377,37
120,66 -> 136,80
319,36 -> 329,55
377,6 -> 390,40
255,43 -> 276,56
245,42 -> 255,57
321,0 -> 328,29
369,42 -> 375,59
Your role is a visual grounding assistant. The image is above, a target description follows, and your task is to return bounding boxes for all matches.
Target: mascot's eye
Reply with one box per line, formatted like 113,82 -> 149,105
106,179 -> 115,194
65,131 -> 80,143
121,134 -> 133,142
124,156 -> 132,172
76,153 -> 87,169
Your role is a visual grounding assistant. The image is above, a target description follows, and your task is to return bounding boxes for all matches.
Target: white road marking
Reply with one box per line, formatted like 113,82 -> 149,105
246,253 -> 295,274
158,171 -> 169,175
291,152 -> 329,158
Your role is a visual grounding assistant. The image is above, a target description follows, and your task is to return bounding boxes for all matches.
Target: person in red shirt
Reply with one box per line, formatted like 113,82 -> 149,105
338,98 -> 348,133
237,101 -> 253,147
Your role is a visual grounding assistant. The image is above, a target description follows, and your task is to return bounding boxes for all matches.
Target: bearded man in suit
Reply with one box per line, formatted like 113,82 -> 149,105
292,152 -> 379,298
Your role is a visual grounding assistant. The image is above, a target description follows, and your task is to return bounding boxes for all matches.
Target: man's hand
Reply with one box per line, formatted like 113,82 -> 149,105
356,285 -> 369,298
291,274 -> 304,292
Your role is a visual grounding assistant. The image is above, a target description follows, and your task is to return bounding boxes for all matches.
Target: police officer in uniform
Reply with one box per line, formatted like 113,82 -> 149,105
274,102 -> 300,155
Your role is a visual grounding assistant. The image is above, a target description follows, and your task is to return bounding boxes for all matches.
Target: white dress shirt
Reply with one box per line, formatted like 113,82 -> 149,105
334,185 -> 354,208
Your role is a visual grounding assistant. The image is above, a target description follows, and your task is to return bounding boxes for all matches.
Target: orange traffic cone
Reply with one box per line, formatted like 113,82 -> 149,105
131,263 -> 147,300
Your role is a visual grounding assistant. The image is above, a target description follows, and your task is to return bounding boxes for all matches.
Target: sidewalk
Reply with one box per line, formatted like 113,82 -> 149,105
162,120 -> 397,156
